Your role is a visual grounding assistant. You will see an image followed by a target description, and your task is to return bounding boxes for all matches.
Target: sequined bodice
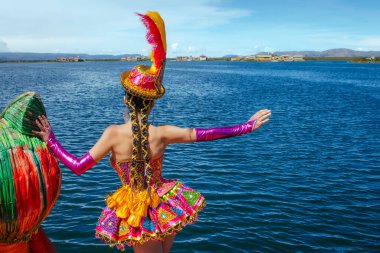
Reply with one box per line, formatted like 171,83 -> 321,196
110,155 -> 167,189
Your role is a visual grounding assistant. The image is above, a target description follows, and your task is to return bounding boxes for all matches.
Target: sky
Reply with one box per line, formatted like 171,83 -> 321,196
1,0 -> 380,57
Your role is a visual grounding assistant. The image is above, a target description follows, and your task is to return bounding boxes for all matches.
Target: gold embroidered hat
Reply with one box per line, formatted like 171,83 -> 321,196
120,11 -> 167,100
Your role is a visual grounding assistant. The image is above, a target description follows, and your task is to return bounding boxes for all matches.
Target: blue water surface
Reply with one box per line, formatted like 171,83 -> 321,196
1,61 -> 379,252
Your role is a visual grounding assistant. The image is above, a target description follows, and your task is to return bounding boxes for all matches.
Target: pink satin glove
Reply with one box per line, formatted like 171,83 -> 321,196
46,131 -> 96,175
195,119 -> 258,142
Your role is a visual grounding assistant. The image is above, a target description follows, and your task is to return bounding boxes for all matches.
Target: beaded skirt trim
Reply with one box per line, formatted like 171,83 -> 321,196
95,181 -> 205,251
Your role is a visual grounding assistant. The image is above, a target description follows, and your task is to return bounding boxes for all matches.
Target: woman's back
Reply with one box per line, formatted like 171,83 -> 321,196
110,122 -> 167,161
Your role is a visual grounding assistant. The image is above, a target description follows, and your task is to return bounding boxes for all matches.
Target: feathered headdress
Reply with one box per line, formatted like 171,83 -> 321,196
120,11 -> 167,100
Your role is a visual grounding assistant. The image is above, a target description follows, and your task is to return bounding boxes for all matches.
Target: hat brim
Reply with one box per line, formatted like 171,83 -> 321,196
120,70 -> 165,100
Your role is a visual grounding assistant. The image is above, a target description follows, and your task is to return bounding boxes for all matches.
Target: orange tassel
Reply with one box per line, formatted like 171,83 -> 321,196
145,196 -> 152,206
135,202 -> 148,217
151,192 -> 160,208
127,214 -> 141,227
106,185 -> 162,227
115,205 -> 130,219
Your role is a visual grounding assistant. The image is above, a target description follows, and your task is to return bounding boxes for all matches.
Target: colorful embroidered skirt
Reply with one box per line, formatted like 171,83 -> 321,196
95,181 -> 205,250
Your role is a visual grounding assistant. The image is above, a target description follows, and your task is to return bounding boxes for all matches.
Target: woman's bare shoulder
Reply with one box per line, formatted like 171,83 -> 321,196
104,124 -> 132,138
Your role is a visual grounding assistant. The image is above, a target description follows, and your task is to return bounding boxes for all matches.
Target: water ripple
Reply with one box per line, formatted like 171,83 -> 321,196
1,61 -> 379,252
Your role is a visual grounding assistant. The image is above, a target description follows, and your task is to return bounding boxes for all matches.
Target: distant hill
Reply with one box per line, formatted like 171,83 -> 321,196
257,48 -> 380,57
0,52 -> 142,61
2,48 -> 380,61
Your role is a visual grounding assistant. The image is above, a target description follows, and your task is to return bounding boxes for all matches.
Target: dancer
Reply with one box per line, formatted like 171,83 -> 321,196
33,11 -> 271,253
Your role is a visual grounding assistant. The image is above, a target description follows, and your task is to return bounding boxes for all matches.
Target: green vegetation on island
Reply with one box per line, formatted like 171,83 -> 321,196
305,57 -> 380,63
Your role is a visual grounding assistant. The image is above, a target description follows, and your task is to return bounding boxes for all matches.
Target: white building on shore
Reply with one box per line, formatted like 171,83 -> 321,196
255,54 -> 272,62
199,55 -> 207,61
56,57 -> 84,62
176,55 -> 208,61
121,56 -> 146,61
253,54 -> 305,62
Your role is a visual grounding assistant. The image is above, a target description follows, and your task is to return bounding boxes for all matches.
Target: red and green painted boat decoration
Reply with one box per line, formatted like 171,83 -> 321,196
0,92 -> 61,245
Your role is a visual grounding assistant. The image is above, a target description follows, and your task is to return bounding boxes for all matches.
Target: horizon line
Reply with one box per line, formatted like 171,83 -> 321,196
1,47 -> 380,57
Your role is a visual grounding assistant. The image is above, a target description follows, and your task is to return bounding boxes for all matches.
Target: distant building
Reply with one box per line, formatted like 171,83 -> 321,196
176,56 -> 194,61
232,54 -> 306,62
255,54 -> 272,62
280,55 -> 293,61
244,55 -> 256,60
56,57 -> 83,62
278,55 -> 304,61
292,55 -> 304,61
176,56 -> 185,61
121,56 -> 146,61
199,55 -> 207,61
270,55 -> 280,62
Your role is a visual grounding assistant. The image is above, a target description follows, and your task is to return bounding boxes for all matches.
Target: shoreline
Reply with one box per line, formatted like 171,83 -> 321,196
0,57 -> 379,64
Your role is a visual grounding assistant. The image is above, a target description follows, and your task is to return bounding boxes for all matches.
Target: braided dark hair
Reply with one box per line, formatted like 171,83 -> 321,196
124,93 -> 154,191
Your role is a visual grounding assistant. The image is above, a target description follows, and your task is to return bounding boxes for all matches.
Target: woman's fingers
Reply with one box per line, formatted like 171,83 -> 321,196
257,109 -> 271,117
252,109 -> 271,130
31,129 -> 42,137
35,118 -> 44,130
35,115 -> 51,130
254,110 -> 266,118
32,116 -> 51,142
255,119 -> 269,128
261,111 -> 271,120
252,110 -> 268,120
255,110 -> 271,122
250,109 -> 271,124
41,115 -> 50,128
38,115 -> 48,129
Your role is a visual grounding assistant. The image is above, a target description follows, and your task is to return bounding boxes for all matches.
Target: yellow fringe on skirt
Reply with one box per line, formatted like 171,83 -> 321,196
106,185 -> 160,227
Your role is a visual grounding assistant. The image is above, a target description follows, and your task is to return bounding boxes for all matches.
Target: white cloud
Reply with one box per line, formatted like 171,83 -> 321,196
263,46 -> 275,53
171,43 -> 178,51
3,0 -> 378,55
0,0 -> 252,54
0,40 -> 9,52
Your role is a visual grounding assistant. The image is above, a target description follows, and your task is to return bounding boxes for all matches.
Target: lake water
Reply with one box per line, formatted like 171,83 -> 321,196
1,61 -> 379,252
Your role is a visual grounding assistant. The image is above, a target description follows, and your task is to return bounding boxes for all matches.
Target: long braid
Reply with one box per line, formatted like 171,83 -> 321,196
125,95 -> 141,190
125,94 -> 153,192
140,100 -> 153,191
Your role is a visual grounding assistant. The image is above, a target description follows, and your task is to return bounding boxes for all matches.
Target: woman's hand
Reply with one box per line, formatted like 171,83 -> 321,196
32,115 -> 52,142
249,109 -> 271,131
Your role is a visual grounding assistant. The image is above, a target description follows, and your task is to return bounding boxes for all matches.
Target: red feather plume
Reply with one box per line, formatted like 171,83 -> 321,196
137,13 -> 166,73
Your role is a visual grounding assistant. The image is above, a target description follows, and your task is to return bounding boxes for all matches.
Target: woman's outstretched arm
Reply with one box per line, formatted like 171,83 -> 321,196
32,115 -> 115,175
161,109 -> 271,145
